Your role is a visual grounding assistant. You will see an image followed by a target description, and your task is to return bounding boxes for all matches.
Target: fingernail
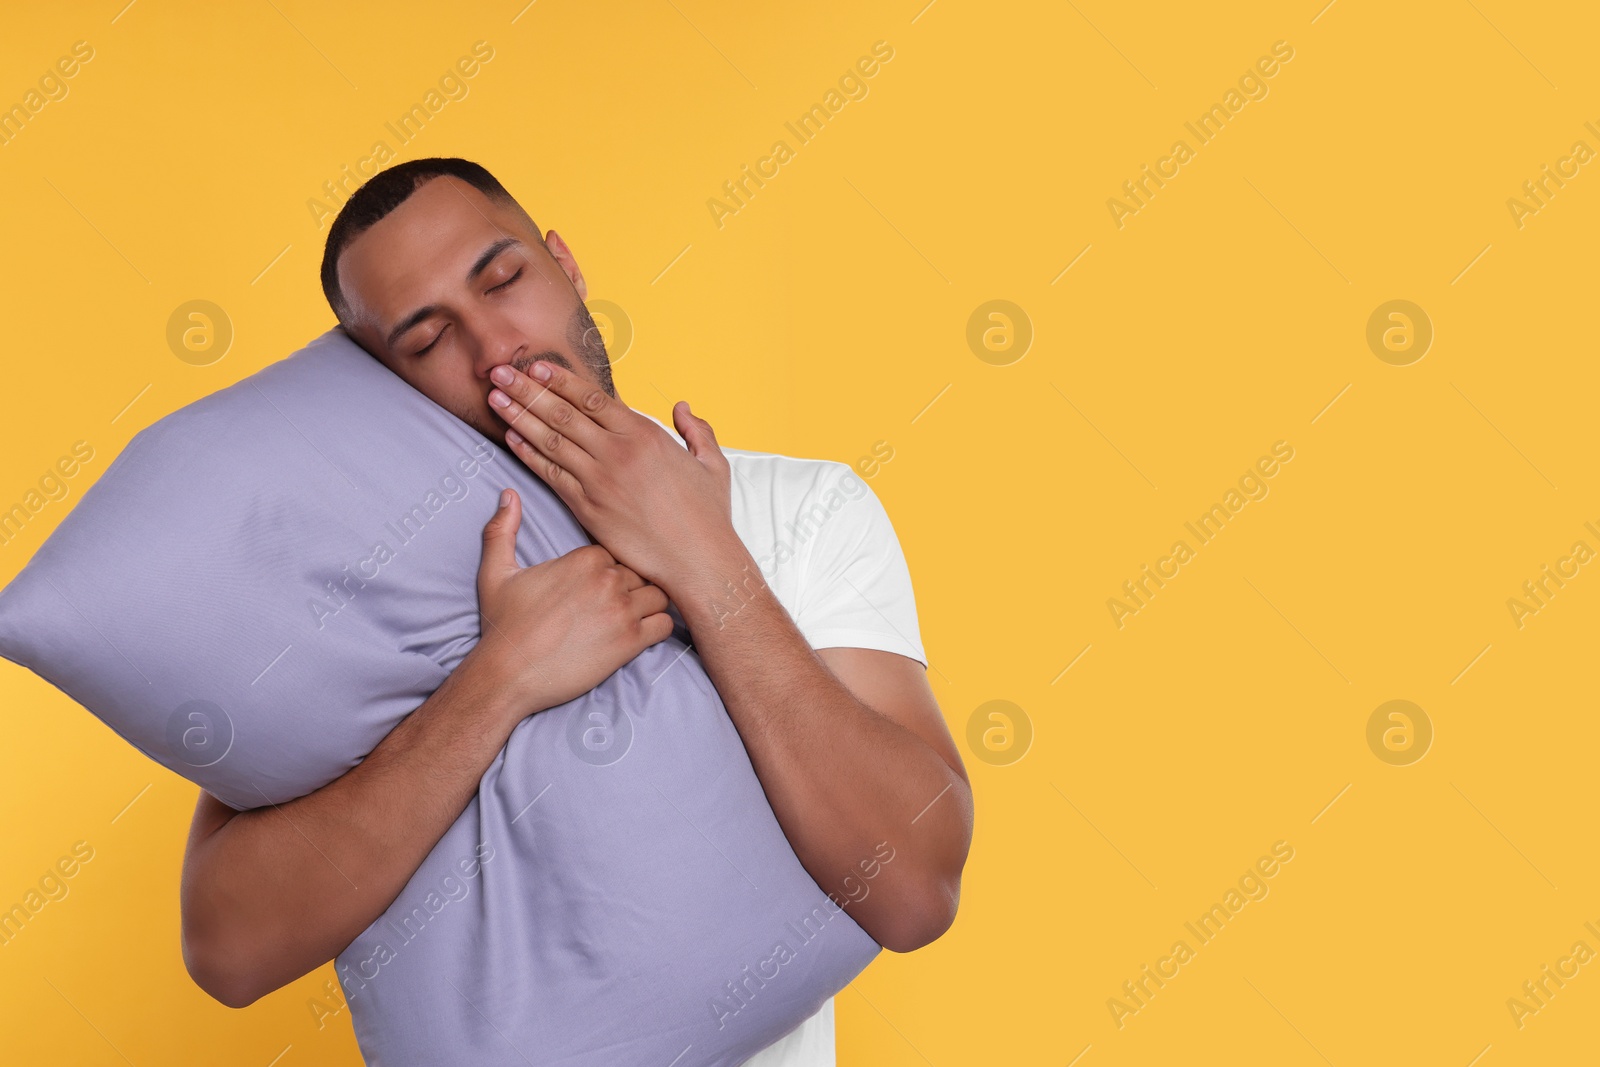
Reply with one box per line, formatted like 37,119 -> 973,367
531,362 -> 552,381
490,366 -> 514,385
499,489 -> 511,508
489,389 -> 511,408
507,429 -> 524,446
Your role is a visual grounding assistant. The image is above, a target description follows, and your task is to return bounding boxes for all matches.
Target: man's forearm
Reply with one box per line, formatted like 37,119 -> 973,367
671,541 -> 969,952
181,646 -> 521,1008
474,358 -> 969,948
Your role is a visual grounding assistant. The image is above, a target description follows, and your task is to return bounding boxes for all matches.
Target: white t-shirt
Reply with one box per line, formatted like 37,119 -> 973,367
642,413 -> 926,1066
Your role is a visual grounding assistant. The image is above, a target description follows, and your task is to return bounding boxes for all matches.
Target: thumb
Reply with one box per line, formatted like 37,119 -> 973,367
673,401 -> 722,462
479,488 -> 522,581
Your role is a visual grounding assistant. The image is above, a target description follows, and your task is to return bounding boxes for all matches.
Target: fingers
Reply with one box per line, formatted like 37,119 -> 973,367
487,362 -> 610,462
610,562 -> 647,592
478,489 -> 521,579
491,387 -> 597,470
524,360 -> 629,434
628,582 -> 669,618
503,417 -> 586,501
636,610 -> 676,648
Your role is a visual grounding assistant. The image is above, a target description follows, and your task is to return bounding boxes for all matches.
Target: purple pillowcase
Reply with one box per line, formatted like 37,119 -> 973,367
0,326 -> 879,1065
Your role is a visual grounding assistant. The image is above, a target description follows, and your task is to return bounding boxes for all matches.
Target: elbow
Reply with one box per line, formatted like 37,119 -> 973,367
876,875 -> 961,954
185,947 -> 261,1009
182,918 -> 262,1009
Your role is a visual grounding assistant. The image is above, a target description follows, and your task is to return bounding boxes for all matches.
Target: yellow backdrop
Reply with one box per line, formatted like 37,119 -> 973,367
1,1 -> 1596,1063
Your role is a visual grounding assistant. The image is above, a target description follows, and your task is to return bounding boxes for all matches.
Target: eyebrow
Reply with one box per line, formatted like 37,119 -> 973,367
383,236 -> 524,352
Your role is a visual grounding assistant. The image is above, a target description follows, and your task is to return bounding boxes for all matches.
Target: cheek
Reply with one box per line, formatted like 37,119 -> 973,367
406,364 -> 498,433
463,386 -> 502,428
459,399 -> 506,443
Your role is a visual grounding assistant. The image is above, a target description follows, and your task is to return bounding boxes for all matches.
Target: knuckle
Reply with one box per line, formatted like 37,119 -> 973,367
542,430 -> 562,453
583,389 -> 607,413
549,402 -> 574,426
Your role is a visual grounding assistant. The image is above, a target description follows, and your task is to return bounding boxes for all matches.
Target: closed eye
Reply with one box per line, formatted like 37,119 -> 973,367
416,325 -> 447,356
415,269 -> 525,356
489,267 -> 523,293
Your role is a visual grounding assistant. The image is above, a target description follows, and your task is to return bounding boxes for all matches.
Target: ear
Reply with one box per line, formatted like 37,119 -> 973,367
544,229 -> 588,302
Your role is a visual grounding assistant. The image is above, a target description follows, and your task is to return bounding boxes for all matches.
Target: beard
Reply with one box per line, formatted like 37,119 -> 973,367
496,300 -> 617,396
453,300 -> 618,444
566,299 -> 618,398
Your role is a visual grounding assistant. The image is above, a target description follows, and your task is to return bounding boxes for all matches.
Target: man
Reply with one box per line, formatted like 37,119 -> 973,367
179,157 -> 973,1065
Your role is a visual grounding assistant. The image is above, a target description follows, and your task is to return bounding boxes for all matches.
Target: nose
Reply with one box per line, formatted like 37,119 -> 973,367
470,307 -> 529,380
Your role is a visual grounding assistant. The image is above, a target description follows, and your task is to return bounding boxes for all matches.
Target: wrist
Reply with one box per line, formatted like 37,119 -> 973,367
457,641 -> 538,726
669,538 -> 771,632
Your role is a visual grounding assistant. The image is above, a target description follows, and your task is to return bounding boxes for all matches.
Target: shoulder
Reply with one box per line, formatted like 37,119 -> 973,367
722,444 -> 924,664
722,444 -> 893,562
724,444 -> 860,503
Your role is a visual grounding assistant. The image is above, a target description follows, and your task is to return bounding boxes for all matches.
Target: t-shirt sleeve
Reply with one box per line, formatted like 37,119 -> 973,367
791,463 -> 927,666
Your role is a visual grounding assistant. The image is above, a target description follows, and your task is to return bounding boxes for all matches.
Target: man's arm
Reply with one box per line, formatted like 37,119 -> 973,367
672,548 -> 971,952
181,647 -> 522,1008
181,488 -> 675,1007
488,364 -> 973,952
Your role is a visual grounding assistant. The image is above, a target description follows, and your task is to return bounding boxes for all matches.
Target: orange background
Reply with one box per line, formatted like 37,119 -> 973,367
2,1 -> 1598,1063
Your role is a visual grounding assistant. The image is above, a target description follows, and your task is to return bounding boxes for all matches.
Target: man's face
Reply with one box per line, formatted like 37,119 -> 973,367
337,175 -> 617,444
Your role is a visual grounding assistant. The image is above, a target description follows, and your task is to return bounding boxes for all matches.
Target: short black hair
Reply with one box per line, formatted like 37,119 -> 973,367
319,157 -> 535,328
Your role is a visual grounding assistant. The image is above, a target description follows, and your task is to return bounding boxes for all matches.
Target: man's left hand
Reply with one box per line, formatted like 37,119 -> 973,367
486,360 -> 740,597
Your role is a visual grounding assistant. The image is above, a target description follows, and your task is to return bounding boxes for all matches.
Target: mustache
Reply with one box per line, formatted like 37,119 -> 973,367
478,302 -> 616,404
505,301 -> 599,379
509,350 -> 572,377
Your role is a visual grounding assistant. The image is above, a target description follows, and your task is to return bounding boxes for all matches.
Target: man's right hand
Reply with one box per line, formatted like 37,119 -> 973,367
180,486 -> 675,1009
471,487 -> 676,715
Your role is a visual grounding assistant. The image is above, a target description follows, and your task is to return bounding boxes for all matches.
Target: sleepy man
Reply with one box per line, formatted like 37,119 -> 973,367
178,157 -> 973,1066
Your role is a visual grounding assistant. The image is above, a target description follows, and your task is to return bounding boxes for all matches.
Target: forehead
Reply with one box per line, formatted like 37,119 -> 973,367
338,176 -> 525,333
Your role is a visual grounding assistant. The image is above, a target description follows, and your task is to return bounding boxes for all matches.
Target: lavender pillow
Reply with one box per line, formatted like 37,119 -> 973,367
0,326 -> 879,1065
